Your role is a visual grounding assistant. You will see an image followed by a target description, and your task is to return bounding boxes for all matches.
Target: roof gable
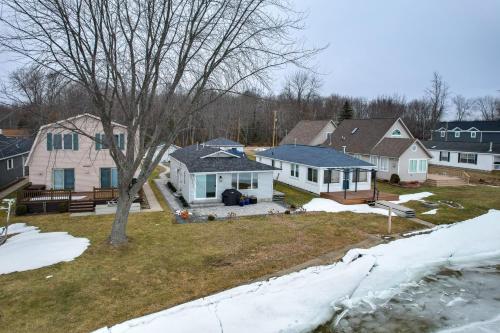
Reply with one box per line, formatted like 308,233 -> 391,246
204,137 -> 243,147
279,120 -> 335,145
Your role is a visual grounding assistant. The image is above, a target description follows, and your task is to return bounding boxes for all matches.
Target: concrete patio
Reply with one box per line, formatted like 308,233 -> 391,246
191,201 -> 287,218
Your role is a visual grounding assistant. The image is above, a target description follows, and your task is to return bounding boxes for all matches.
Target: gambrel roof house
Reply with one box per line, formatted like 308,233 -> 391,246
169,142 -> 276,204
26,113 -> 132,191
424,120 -> 500,171
256,144 -> 374,195
322,118 -> 431,182
280,120 -> 336,146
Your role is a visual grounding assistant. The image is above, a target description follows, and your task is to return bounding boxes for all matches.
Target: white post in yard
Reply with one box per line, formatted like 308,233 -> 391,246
388,207 -> 392,234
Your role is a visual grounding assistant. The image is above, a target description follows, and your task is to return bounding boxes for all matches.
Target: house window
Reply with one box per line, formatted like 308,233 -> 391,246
100,168 -> 118,188
411,144 -> 417,152
470,131 -> 477,138
353,170 -> 368,182
96,133 -> 123,150
440,131 -> 445,138
232,173 -> 258,190
326,132 -> 333,142
63,133 -> 73,149
379,157 -> 389,172
307,168 -> 318,183
114,133 -> 125,150
6,158 -> 14,170
458,153 -> 477,165
439,151 -> 450,162
323,170 -> 340,184
369,156 -> 379,168
391,129 -> 401,137
53,168 -> 75,190
454,131 -> 460,138
409,159 -> 427,173
291,163 -> 299,178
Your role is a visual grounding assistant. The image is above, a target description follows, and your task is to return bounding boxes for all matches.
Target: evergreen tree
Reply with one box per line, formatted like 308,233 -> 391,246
339,101 -> 354,121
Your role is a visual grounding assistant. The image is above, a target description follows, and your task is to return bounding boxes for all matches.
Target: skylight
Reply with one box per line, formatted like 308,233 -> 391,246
351,128 -> 358,134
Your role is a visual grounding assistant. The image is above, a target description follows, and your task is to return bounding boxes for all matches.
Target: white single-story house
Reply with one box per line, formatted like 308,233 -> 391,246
169,142 -> 276,204
255,144 -> 375,195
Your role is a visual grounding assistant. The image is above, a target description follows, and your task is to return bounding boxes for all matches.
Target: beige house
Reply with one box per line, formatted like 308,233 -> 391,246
26,114 -> 129,191
280,120 -> 336,146
323,118 -> 432,182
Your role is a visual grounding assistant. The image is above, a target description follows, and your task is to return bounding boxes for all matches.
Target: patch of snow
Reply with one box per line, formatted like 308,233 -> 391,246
0,223 -> 89,275
93,209 -> 500,333
303,198 -> 392,216
392,191 -> 434,204
422,208 -> 438,215
436,313 -> 500,333
253,147 -> 269,152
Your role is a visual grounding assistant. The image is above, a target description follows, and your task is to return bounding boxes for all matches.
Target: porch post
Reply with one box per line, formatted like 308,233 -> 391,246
372,169 -> 377,201
354,168 -> 358,192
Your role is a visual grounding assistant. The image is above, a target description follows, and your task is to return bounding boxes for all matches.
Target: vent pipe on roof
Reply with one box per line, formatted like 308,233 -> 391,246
489,142 -> 493,152
294,138 -> 297,147
342,146 -> 346,154
196,142 -> 199,150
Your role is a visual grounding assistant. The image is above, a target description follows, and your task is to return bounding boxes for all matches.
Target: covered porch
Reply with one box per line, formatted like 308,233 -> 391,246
320,168 -> 399,204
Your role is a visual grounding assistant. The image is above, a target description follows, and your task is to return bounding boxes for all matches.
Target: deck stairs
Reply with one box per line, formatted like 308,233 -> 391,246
375,200 -> 416,218
69,200 -> 95,213
426,175 -> 467,187
272,190 -> 285,203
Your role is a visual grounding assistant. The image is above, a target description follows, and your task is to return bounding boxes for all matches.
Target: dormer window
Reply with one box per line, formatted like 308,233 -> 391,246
471,131 -> 477,138
455,131 -> 460,138
391,129 -> 401,137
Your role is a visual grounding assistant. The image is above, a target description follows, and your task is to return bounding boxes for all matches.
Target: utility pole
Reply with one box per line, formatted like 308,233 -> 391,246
272,110 -> 277,146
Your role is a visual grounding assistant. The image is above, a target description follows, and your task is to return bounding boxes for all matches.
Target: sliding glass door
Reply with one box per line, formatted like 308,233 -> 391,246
100,168 -> 118,188
53,169 -> 75,190
195,174 -> 217,199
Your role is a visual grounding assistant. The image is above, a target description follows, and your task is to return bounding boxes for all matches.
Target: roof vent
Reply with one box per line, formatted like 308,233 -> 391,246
490,142 -> 493,152
342,146 -> 346,153
351,128 -> 358,134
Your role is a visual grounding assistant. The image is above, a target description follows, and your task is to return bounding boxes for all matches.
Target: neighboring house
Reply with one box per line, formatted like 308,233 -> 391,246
279,120 -> 336,146
26,113 -> 130,191
169,142 -> 276,204
0,134 -> 33,189
153,144 -> 180,163
256,144 -> 374,195
203,137 -> 245,152
323,118 -> 432,182
423,120 -> 500,171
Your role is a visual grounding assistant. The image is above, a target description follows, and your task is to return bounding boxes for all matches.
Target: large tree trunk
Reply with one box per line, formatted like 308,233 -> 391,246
109,191 -> 135,245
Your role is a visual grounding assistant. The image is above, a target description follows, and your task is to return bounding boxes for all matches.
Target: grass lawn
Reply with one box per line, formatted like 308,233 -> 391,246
274,181 -> 316,207
0,205 -> 421,332
377,182 -> 500,225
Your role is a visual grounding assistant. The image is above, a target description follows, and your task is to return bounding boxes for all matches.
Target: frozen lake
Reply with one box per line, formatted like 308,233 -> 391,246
316,260 -> 500,333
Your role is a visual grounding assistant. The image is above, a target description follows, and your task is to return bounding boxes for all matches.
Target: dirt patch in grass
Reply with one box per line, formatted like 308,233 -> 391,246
0,210 -> 421,333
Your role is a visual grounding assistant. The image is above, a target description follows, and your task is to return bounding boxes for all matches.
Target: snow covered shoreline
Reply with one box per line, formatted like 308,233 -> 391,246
0,223 -> 89,275
93,209 -> 500,333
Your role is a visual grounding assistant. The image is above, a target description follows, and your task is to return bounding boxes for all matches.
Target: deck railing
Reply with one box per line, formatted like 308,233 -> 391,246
17,189 -> 72,202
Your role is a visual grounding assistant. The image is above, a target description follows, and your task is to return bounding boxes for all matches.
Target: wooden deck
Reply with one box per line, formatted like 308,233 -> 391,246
426,174 -> 467,187
320,190 -> 399,205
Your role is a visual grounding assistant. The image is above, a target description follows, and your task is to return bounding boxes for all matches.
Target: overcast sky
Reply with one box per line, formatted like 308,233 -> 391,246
282,0 -> 500,100
0,0 -> 498,101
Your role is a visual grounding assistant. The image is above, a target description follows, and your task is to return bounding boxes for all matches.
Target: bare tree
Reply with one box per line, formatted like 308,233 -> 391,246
0,0 -> 315,245
451,94 -> 473,121
425,72 -> 449,127
473,96 -> 499,121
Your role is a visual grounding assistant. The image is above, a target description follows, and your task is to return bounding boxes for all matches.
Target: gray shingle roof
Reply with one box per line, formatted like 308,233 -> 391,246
256,144 -> 374,168
170,144 -> 276,173
279,120 -> 333,145
434,120 -> 500,132
371,138 -> 415,158
0,134 -> 33,160
423,140 -> 500,154
203,137 -> 244,147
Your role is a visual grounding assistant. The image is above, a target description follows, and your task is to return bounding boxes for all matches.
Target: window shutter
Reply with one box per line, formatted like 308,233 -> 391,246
47,133 -> 53,151
119,133 -> 125,150
95,133 -> 102,150
73,133 -> 79,150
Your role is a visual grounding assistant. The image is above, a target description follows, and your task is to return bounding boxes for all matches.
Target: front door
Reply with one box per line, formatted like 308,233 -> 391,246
342,169 -> 350,190
53,169 -> 75,190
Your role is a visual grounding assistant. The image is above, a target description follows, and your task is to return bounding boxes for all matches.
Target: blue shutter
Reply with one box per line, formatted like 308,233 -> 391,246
47,133 -> 53,151
95,133 -> 102,150
73,133 -> 79,150
119,133 -> 125,150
